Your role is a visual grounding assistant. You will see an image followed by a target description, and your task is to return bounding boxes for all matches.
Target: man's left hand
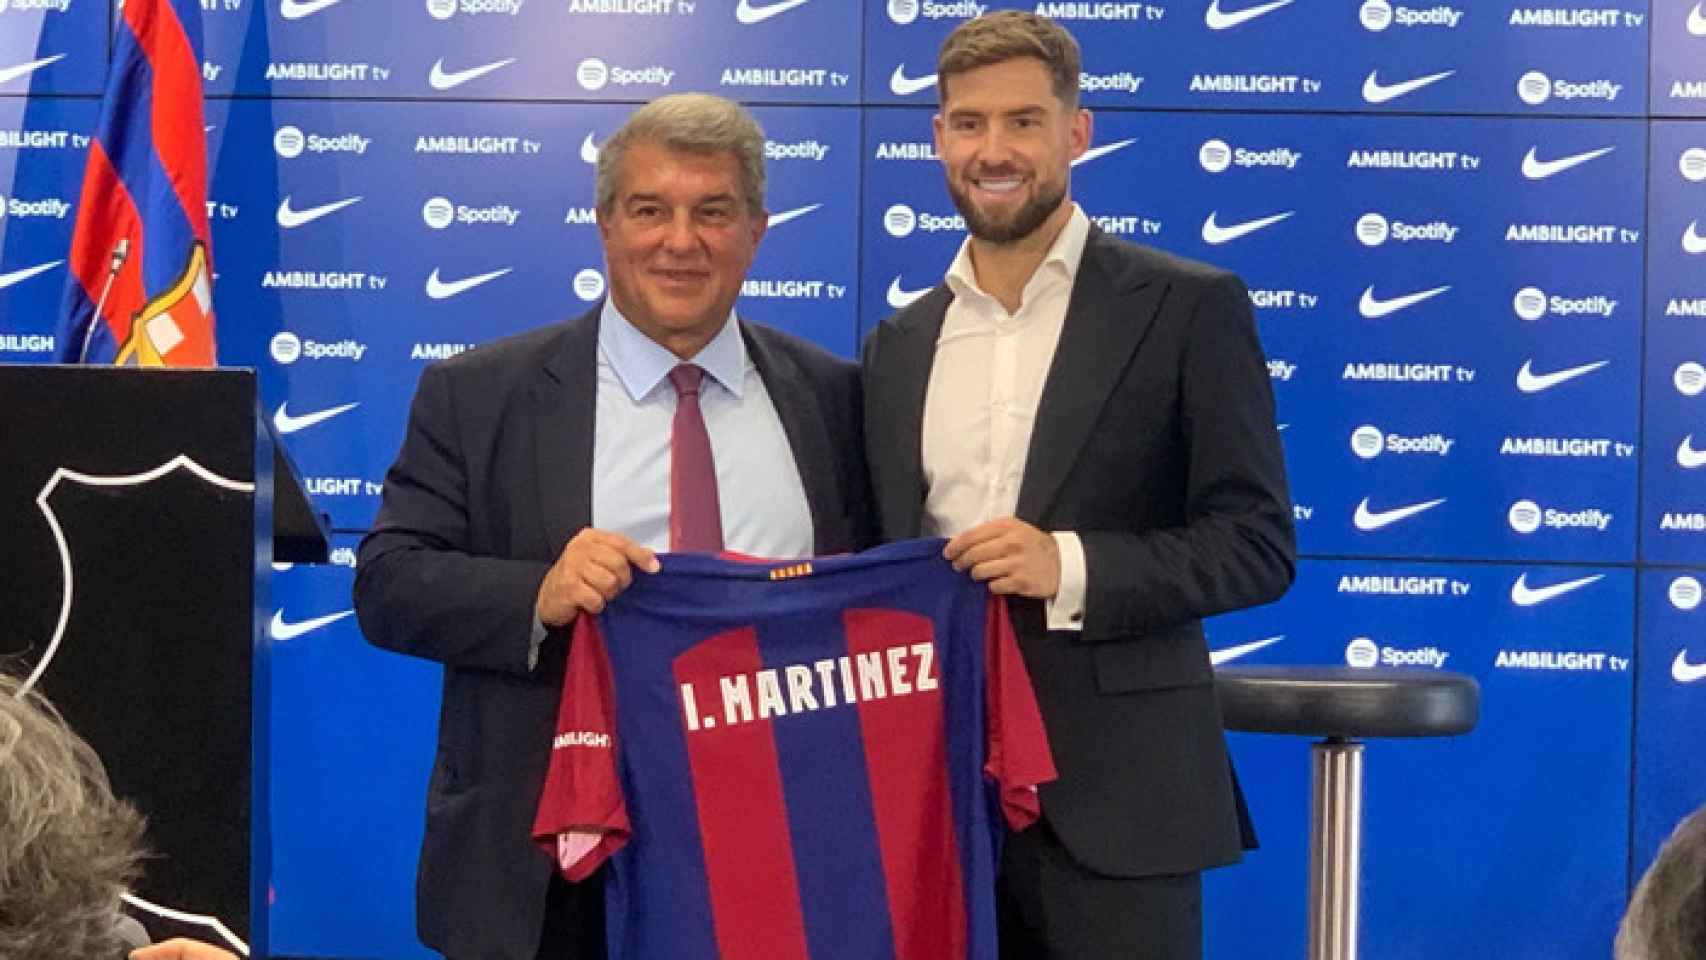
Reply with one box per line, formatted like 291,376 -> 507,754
944,517 -> 1060,599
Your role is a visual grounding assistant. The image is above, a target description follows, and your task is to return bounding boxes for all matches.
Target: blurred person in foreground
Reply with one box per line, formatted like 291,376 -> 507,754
1615,804 -> 1706,960
0,671 -> 235,960
861,11 -> 1294,958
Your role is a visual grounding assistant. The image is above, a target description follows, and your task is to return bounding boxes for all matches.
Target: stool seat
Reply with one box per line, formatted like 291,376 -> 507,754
1216,667 -> 1479,740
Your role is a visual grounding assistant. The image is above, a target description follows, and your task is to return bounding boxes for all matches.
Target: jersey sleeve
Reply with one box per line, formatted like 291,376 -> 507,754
532,615 -> 630,881
982,596 -> 1058,830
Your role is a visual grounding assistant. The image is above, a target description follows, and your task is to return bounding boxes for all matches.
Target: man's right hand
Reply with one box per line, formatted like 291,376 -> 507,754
536,529 -> 660,627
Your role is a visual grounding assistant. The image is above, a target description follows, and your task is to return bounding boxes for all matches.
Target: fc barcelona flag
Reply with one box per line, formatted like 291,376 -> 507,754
55,0 -> 213,367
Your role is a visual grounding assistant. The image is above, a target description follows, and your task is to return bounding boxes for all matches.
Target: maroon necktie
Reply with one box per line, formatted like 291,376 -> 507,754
667,363 -> 723,552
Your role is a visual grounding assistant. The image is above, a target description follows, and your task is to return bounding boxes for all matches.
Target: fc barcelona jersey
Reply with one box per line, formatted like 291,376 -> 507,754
532,538 -> 1057,960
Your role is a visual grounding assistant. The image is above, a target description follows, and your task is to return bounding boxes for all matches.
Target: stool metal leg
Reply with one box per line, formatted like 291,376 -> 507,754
1307,738 -> 1364,960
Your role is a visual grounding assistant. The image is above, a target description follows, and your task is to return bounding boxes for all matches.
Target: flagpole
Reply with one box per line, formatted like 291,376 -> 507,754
76,236 -> 129,363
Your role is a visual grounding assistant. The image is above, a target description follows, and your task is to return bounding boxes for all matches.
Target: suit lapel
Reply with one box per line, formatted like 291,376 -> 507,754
533,309 -> 600,554
1015,232 -> 1166,524
878,286 -> 952,539
743,323 -> 845,553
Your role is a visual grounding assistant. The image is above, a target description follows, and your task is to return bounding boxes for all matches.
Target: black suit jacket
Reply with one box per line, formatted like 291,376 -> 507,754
863,228 -> 1295,878
354,307 -> 870,960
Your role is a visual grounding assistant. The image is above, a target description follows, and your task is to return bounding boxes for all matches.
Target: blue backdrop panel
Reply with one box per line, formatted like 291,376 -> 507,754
1641,120 -> 1706,562
0,0 -> 104,96
201,0 -> 860,102
1632,569 -> 1706,877
862,108 -> 1644,562
1,1 -> 1701,956
0,95 -> 93,361
205,99 -> 857,530
864,0 -> 1648,115
265,536 -> 439,960
1204,557 -> 1635,960
1650,0 -> 1706,115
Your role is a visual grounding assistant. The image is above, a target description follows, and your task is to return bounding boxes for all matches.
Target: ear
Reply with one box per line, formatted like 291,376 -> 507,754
748,207 -> 768,250
1069,108 -> 1092,159
932,112 -> 946,160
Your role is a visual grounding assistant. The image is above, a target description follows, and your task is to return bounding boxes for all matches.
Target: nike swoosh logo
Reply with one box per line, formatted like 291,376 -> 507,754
1510,572 -> 1604,606
1673,649 -> 1706,683
1679,434 -> 1706,469
1201,210 -> 1294,245
273,401 -> 359,435
276,195 -> 363,228
767,203 -> 821,227
1071,138 -> 1137,168
887,277 -> 930,309
1689,1 -> 1706,36
429,57 -> 516,91
0,259 -> 64,290
581,132 -> 600,165
1362,69 -> 1455,104
271,609 -> 354,641
1516,359 -> 1609,393
1353,496 -> 1446,531
279,0 -> 342,19
1685,221 -> 1706,255
426,266 -> 513,300
890,64 -> 936,97
1358,284 -> 1450,319
0,54 -> 65,85
1521,146 -> 1615,180
1210,635 -> 1283,666
1204,0 -> 1294,30
735,0 -> 810,24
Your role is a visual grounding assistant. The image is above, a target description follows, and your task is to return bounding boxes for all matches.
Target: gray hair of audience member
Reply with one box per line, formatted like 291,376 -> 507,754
594,93 -> 768,219
1615,804 -> 1706,960
0,672 -> 146,960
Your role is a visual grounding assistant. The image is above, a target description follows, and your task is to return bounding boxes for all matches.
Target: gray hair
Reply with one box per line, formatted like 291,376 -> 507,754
0,672 -> 146,960
594,93 -> 768,218
1616,804 -> 1706,960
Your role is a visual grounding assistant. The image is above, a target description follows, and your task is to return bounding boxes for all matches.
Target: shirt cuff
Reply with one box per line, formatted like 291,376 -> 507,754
528,615 -> 549,671
1045,531 -> 1087,632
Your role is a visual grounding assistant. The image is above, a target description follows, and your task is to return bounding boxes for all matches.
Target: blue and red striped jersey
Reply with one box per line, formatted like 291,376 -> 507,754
533,538 -> 1056,960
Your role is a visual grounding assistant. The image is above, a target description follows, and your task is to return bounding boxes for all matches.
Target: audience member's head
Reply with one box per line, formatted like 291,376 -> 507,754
0,672 -> 146,959
1616,804 -> 1706,960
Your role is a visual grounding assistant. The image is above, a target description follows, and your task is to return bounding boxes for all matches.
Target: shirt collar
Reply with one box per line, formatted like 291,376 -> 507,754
598,299 -> 748,402
944,202 -> 1092,304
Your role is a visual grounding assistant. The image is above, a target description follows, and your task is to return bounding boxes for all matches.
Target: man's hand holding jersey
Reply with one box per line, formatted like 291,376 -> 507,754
945,517 -> 1062,599
536,529 -> 661,627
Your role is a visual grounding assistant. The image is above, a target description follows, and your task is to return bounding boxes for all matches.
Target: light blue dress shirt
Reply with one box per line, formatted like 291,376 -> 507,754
530,303 -> 818,663
590,299 -> 815,558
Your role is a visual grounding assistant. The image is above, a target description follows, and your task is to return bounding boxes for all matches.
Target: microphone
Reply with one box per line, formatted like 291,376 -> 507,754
77,235 -> 131,363
112,913 -> 152,952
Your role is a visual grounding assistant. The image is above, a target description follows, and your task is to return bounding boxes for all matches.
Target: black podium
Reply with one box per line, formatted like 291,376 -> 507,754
0,365 -> 327,956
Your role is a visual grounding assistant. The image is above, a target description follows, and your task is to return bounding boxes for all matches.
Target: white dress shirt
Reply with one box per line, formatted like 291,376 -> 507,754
921,204 -> 1090,631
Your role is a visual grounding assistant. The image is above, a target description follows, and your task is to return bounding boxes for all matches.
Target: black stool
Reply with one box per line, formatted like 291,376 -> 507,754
1216,667 -> 1479,960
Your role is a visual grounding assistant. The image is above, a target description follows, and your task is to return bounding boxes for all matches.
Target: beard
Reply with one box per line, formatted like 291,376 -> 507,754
946,171 -> 1067,245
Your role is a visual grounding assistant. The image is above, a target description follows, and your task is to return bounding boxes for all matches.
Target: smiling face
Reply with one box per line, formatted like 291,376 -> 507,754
933,56 -> 1089,246
598,141 -> 766,357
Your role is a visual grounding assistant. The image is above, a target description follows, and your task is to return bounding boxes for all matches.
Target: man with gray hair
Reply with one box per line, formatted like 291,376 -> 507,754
0,671 -> 147,959
356,92 -> 870,960
1616,805 -> 1706,960
0,672 -> 238,960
